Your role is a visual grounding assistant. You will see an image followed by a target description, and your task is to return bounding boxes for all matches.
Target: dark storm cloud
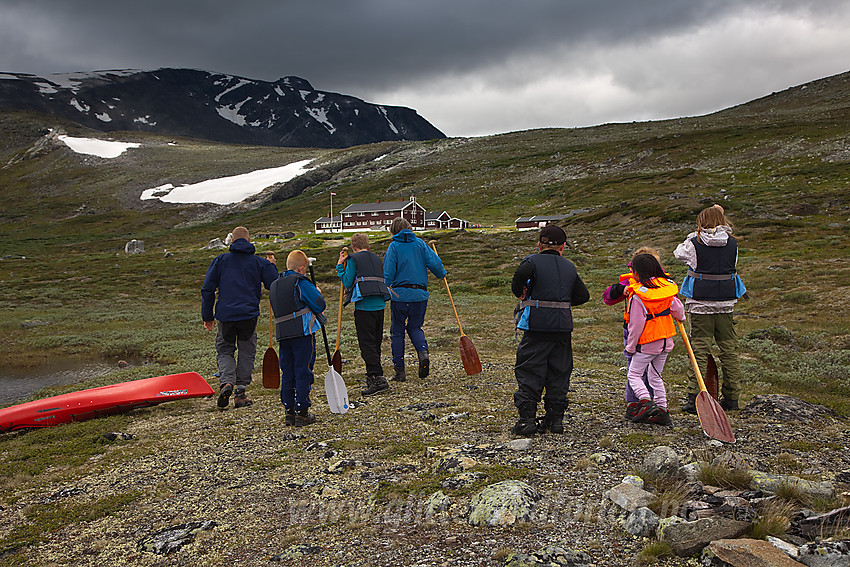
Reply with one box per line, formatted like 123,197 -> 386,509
3,0 -> 850,136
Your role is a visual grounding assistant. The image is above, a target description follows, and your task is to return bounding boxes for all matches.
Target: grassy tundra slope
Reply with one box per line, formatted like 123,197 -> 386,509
0,71 -> 848,566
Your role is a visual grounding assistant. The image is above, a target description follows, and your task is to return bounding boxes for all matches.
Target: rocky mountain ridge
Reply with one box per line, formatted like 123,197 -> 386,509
0,68 -> 446,148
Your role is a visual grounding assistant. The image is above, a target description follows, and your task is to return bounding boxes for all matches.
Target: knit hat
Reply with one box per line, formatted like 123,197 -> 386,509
538,225 -> 566,245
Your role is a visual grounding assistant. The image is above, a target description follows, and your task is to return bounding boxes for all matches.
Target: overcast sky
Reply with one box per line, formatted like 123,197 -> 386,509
2,0 -> 849,137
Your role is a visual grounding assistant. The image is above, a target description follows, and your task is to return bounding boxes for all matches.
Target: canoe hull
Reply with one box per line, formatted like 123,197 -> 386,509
0,372 -> 214,432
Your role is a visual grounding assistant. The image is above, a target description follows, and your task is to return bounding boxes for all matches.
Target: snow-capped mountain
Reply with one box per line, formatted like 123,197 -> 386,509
0,68 -> 446,148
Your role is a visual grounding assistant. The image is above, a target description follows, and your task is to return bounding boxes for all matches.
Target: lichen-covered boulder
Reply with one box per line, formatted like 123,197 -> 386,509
137,520 -> 216,554
468,480 -> 541,526
505,545 -> 593,567
643,445 -> 681,477
424,490 -> 451,516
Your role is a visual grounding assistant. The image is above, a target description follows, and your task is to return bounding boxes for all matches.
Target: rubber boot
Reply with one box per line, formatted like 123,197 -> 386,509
538,413 -> 565,434
511,406 -> 537,437
362,374 -> 390,396
682,393 -> 697,415
392,365 -> 406,382
417,350 -> 430,378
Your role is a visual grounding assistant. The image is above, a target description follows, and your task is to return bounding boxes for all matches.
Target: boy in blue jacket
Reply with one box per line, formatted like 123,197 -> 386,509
270,250 -> 326,426
201,226 -> 278,409
383,217 -> 447,382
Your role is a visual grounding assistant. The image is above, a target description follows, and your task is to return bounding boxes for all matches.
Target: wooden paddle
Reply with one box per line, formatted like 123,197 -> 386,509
705,353 -> 719,400
677,320 -> 735,443
332,248 -> 347,374
429,241 -> 482,376
262,298 -> 280,389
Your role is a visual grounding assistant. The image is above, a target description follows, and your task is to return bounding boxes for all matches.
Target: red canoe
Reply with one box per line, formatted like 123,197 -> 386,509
0,372 -> 214,433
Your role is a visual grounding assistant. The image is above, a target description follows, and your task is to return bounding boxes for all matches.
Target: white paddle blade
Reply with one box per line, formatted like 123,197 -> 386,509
325,367 -> 349,414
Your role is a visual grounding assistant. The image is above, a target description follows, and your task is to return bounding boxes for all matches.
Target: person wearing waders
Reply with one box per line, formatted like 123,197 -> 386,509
511,225 -> 590,436
337,233 -> 392,396
201,226 -> 279,409
383,217 -> 447,382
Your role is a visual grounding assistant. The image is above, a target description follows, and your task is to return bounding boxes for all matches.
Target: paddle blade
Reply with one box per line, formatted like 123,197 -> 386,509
695,391 -> 736,443
262,347 -> 280,389
325,367 -> 349,414
705,354 -> 719,400
459,335 -> 482,376
331,349 -> 343,375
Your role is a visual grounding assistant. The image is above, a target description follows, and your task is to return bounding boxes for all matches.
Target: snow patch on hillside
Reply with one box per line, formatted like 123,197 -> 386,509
139,159 -> 314,205
57,135 -> 139,158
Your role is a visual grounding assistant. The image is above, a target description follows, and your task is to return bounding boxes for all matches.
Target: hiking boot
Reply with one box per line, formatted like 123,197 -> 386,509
284,407 -> 296,426
647,407 -> 672,426
293,410 -> 316,427
392,365 -> 406,382
537,415 -> 565,434
720,398 -> 739,411
627,399 -> 660,423
234,390 -> 253,408
362,374 -> 390,396
511,418 -> 537,437
217,383 -> 234,408
417,350 -> 430,378
682,393 -> 698,415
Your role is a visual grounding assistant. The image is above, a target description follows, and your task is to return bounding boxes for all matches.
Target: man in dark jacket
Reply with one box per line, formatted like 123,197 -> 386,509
201,226 -> 279,409
511,225 -> 590,436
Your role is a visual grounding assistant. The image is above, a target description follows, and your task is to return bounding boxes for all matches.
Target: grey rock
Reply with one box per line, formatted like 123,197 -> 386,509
441,471 -> 486,490
798,506 -> 850,537
661,517 -> 752,557
438,411 -> 470,422
681,462 -> 703,481
657,515 -> 687,540
589,452 -> 614,464
424,490 -> 451,516
207,238 -> 226,249
271,544 -> 322,561
20,320 -> 51,329
125,239 -> 144,254
104,431 -> 134,441
750,472 -> 834,500
467,480 -> 541,526
797,540 -> 850,567
621,475 -> 645,489
742,394 -> 838,424
624,506 -> 660,537
138,520 -> 217,554
703,538 -> 807,566
644,445 -> 682,477
505,545 -> 593,567
508,438 -> 533,451
768,536 -> 801,559
608,482 -> 654,512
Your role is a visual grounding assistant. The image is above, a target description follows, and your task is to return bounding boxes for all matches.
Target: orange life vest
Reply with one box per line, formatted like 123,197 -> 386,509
621,273 -> 679,345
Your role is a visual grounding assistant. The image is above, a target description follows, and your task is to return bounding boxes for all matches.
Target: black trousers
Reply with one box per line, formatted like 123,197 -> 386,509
354,309 -> 384,377
513,332 -> 573,417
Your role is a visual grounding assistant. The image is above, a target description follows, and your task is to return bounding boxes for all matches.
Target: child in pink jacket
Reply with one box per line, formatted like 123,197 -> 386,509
622,254 -> 686,425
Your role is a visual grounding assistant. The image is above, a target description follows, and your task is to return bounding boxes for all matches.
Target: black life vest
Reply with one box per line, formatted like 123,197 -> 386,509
515,253 -> 576,333
345,251 -> 391,305
270,272 -> 323,340
688,235 -> 739,300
